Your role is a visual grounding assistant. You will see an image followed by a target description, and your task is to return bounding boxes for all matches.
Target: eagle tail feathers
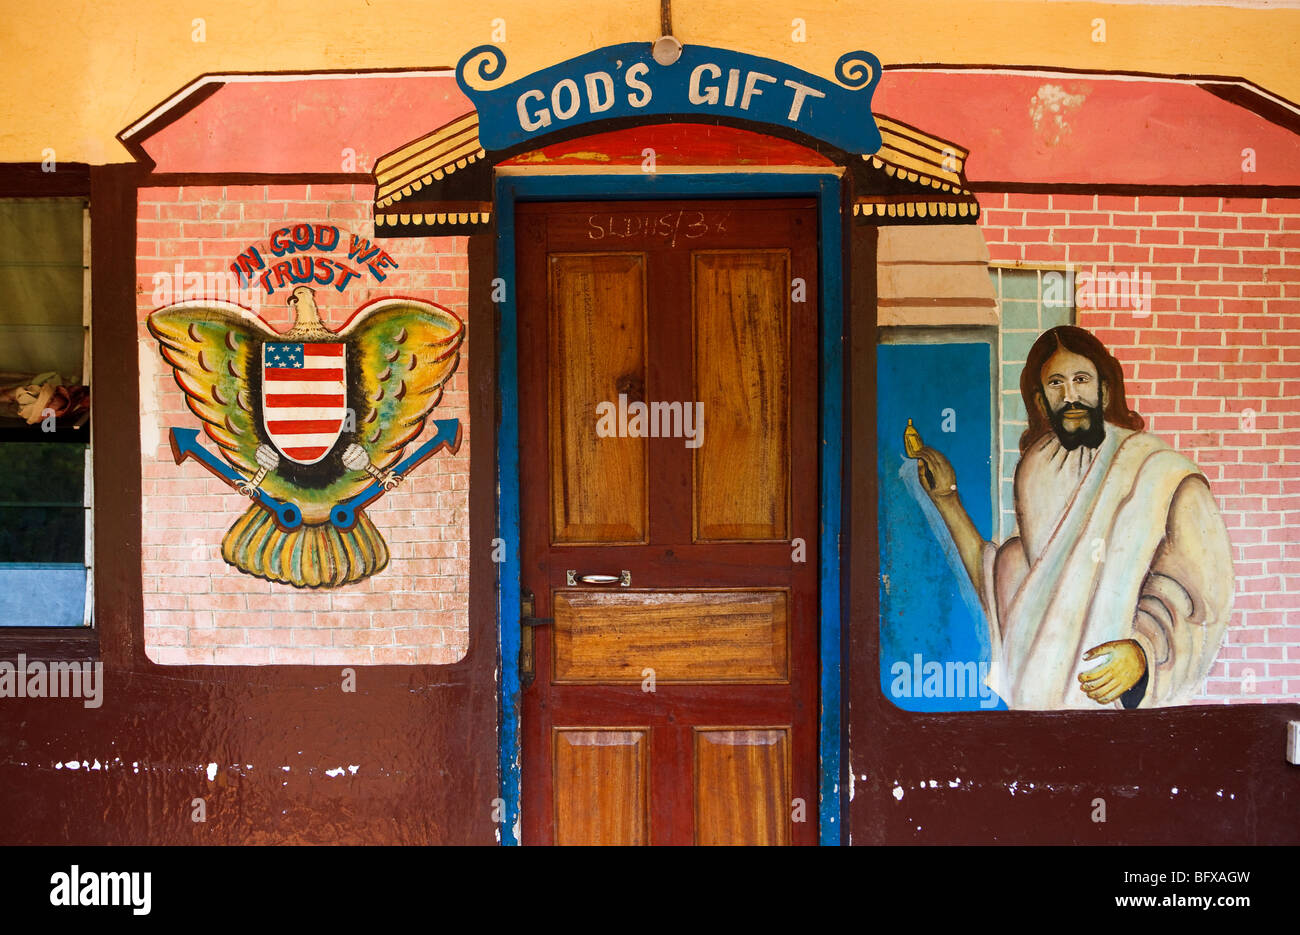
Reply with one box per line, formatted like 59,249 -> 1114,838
221,505 -> 389,588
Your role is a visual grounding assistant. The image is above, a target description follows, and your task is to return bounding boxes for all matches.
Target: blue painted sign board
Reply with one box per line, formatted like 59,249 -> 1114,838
457,42 -> 883,155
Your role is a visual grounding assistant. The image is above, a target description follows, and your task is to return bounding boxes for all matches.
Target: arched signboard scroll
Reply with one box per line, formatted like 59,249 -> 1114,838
456,42 -> 883,156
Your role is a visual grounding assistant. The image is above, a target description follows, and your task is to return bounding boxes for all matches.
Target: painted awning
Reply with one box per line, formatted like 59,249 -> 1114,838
874,66 -> 1300,188
370,111 -> 982,235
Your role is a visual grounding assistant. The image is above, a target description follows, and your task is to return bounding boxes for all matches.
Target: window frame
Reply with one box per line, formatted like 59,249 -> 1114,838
0,164 -> 97,661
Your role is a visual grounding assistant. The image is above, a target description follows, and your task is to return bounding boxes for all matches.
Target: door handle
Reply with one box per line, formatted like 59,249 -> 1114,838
566,569 -> 631,587
520,587 -> 552,690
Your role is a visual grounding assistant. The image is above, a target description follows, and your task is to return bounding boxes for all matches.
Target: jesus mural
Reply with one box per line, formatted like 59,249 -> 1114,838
912,326 -> 1234,710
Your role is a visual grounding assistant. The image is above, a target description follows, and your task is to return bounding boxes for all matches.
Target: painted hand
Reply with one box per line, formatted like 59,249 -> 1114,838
915,445 -> 958,500
1078,639 -> 1147,705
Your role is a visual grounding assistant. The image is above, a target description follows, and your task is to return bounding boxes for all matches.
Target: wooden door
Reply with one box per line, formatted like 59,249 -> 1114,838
517,198 -> 819,845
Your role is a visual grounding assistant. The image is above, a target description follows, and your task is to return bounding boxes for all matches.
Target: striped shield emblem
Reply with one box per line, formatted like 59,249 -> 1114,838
260,341 -> 347,465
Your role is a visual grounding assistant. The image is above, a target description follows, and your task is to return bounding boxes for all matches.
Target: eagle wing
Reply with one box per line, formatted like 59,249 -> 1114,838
146,301 -> 278,477
338,298 -> 465,475
147,297 -> 464,514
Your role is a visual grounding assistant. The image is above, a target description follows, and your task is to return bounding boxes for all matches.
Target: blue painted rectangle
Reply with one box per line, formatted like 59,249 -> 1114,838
877,343 -> 1006,712
263,343 -> 305,367
0,562 -> 87,627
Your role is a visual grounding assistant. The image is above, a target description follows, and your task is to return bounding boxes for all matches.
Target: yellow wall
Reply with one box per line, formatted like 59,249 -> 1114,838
1,0 -> 1297,164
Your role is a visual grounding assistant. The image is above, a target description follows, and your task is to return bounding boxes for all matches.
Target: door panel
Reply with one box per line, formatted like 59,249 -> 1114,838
548,252 -> 648,544
518,198 -> 819,846
694,728 -> 791,845
693,250 -> 791,542
552,589 -> 789,684
553,729 -> 650,846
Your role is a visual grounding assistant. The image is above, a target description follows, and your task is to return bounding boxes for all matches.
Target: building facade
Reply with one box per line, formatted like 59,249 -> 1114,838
1,3 -> 1298,845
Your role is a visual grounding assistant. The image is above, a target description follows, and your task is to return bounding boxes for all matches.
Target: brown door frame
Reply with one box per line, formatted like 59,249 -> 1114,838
494,169 -> 848,845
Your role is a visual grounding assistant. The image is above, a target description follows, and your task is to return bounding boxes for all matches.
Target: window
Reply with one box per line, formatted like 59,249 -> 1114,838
0,197 -> 91,627
991,266 -> 1076,540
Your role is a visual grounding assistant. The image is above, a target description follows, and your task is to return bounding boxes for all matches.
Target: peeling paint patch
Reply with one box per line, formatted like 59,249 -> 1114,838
892,784 -> 904,801
1029,83 -> 1086,146
510,149 -> 612,164
206,762 -> 217,781
554,151 -> 612,163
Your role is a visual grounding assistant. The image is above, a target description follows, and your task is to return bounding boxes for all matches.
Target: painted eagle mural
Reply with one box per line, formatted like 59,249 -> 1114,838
147,286 -> 464,588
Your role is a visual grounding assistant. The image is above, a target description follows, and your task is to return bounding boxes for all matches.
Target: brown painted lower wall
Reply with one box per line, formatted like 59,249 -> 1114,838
0,169 -> 500,845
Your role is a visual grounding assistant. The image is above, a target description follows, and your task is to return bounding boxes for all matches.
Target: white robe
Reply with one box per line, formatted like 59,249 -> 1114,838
981,425 -> 1233,710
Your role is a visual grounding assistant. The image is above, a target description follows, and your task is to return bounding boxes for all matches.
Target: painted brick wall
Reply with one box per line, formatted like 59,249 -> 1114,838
136,184 -> 471,665
978,192 -> 1300,704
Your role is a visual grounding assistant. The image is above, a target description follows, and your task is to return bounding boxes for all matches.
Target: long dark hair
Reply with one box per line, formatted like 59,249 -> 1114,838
1019,326 -> 1144,453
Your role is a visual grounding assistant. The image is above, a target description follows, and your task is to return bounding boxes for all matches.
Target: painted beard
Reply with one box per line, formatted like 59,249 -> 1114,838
1047,400 -> 1106,450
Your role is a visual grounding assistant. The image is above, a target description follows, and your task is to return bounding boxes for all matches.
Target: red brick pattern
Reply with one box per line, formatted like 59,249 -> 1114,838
979,192 -> 1300,703
137,184 -> 470,665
